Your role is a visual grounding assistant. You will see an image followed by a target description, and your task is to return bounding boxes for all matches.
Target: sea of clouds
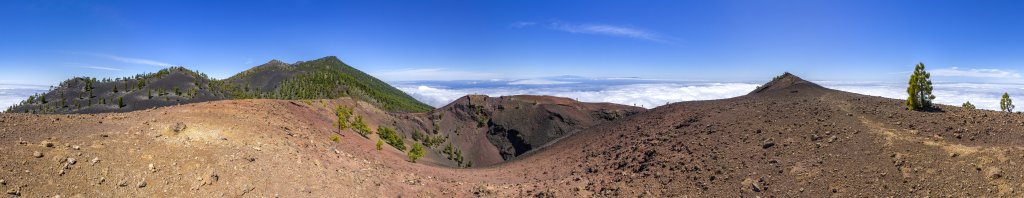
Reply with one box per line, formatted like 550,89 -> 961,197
0,84 -> 50,111
393,78 -> 1024,111
2,80 -> 1021,112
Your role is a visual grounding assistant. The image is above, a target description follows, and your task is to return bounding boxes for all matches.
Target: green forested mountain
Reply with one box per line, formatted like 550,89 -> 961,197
223,56 -> 432,112
4,56 -> 432,114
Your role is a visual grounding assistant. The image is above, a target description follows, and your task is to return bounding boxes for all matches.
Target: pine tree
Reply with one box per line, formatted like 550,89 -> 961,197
962,101 -> 976,109
906,62 -> 935,110
118,96 -> 125,108
113,85 -> 118,93
148,89 -> 153,99
40,95 -> 47,104
1001,92 -> 1014,113
408,143 -> 424,163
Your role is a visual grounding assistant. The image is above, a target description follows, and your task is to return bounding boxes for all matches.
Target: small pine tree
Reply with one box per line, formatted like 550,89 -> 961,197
1001,92 -> 1014,113
113,85 -> 118,93
118,96 -> 125,108
408,143 -> 424,163
906,62 -> 935,110
376,139 -> 384,151
148,89 -> 153,99
962,101 -> 976,109
41,95 -> 47,104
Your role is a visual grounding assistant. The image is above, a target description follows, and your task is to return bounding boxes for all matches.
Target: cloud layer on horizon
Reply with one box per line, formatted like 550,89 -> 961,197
395,80 -> 1024,112
931,67 -> 1020,78
0,85 -> 49,111
396,82 -> 760,108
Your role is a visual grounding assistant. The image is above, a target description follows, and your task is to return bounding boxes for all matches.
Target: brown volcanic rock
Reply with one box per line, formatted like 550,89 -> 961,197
3,73 -> 1024,197
497,73 -> 1024,197
748,72 -> 824,94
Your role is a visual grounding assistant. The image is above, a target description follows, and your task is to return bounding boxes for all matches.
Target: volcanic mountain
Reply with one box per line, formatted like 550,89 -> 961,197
4,56 -> 431,114
2,73 -> 1023,197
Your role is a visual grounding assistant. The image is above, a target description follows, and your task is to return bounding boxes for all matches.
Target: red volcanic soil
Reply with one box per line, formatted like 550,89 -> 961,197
2,74 -> 1024,197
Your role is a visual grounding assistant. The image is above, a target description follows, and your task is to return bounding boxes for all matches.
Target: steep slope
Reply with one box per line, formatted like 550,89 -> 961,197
424,95 -> 644,167
748,72 -> 824,94
491,73 -> 1024,197
223,56 -> 432,112
5,67 -> 228,114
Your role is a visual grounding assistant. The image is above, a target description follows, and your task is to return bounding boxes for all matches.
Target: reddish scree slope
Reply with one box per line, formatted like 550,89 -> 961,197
2,74 -> 1024,197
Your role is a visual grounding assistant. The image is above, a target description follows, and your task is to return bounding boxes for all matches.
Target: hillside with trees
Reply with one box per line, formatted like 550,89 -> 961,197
4,56 -> 432,113
222,56 -> 431,112
5,67 -> 228,114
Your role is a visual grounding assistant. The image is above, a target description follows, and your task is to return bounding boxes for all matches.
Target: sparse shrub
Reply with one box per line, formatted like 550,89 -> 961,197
906,62 -> 935,111
1001,93 -> 1014,113
962,101 -> 976,109
376,139 -> 384,151
422,134 -> 446,148
351,115 -> 371,137
442,143 -> 466,166
40,95 -> 46,104
412,130 -> 426,141
330,134 -> 341,142
408,143 -> 424,163
377,126 -> 406,151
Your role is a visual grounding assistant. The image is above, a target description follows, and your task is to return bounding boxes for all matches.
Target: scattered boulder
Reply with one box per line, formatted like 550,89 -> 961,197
0,179 -> 5,185
741,177 -> 766,192
171,122 -> 187,133
41,140 -> 54,148
90,157 -> 100,165
33,151 -> 43,158
137,179 -> 147,188
5,186 -> 20,196
985,167 -> 1002,179
762,142 -> 775,149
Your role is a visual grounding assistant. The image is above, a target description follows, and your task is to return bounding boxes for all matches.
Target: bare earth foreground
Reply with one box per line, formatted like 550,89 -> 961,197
3,75 -> 1024,197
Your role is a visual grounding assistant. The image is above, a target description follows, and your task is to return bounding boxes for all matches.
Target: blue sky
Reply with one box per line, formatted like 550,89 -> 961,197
2,0 -> 1024,85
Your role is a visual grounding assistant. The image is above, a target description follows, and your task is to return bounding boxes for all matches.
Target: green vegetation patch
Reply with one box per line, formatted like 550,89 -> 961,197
377,126 -> 406,151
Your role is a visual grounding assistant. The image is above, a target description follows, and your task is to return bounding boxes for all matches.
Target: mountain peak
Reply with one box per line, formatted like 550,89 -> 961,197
266,59 -> 285,64
748,72 -> 821,94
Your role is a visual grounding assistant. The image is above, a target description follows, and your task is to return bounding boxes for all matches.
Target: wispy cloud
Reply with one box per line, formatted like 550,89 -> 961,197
508,21 -> 537,28
372,68 -> 500,81
932,67 -> 1020,78
550,22 -> 664,42
92,54 -> 173,67
510,21 -> 669,42
79,66 -> 122,71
